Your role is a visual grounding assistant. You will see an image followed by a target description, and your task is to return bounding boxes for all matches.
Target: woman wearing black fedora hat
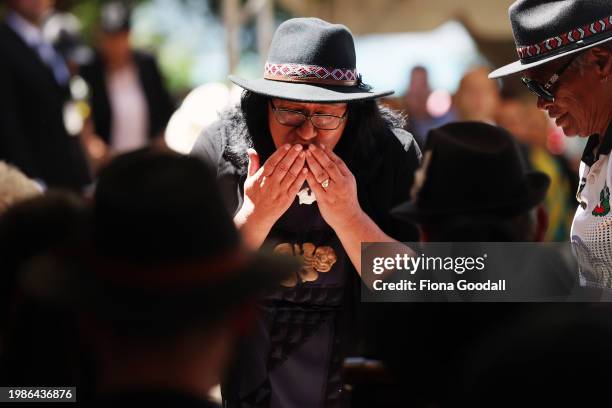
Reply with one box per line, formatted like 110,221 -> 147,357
490,0 -> 612,288
191,17 -> 421,408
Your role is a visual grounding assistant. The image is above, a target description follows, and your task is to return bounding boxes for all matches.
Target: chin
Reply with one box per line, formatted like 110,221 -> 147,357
571,127 -> 592,138
560,126 -> 576,137
559,121 -> 580,137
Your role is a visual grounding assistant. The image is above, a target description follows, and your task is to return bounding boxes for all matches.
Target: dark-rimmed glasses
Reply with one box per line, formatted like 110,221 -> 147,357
270,100 -> 347,130
521,54 -> 577,102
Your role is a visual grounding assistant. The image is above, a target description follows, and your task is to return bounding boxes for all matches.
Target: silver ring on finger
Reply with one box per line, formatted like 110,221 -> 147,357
321,179 -> 330,189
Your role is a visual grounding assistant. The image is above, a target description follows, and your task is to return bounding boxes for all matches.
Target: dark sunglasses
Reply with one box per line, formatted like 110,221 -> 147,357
269,100 -> 347,130
521,54 -> 577,102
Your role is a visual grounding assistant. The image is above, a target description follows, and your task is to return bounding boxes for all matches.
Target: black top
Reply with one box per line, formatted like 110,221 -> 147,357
580,124 -> 612,167
0,22 -> 91,190
79,51 -> 174,145
191,108 -> 421,407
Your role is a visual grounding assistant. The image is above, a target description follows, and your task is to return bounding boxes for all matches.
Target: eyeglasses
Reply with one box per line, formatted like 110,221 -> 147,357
521,54 -> 577,102
270,100 -> 347,130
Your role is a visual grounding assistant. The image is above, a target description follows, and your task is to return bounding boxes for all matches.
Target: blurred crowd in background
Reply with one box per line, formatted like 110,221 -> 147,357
0,0 -> 583,241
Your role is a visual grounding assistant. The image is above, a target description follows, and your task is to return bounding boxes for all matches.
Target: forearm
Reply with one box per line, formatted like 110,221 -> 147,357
333,209 -> 396,276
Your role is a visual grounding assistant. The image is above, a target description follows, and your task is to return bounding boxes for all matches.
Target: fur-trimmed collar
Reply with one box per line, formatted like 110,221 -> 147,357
218,105 -> 252,176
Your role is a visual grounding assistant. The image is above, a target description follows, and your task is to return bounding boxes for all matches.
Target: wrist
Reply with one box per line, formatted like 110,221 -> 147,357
234,200 -> 253,228
234,201 -> 276,248
333,206 -> 366,232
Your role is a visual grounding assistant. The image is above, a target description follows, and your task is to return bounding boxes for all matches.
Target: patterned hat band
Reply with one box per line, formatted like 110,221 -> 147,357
264,62 -> 359,86
517,15 -> 612,61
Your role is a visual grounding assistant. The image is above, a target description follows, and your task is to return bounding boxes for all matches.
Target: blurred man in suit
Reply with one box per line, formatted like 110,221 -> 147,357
0,0 -> 91,191
80,1 -> 174,159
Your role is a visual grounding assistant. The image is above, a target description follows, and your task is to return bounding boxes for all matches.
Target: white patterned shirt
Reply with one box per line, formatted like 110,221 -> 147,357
571,126 -> 612,288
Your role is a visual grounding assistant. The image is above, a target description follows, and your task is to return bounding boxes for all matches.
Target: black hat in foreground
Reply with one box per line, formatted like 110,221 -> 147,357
21,149 -> 299,329
229,17 -> 393,102
489,0 -> 612,78
391,122 -> 550,222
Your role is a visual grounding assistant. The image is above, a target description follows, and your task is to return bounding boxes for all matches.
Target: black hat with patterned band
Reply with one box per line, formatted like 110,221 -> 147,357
229,17 -> 393,102
489,0 -> 612,79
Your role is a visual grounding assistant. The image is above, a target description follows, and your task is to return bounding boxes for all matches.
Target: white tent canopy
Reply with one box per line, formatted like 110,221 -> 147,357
277,0 -> 515,40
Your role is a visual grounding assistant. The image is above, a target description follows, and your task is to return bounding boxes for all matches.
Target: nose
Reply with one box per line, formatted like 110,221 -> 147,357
536,96 -> 553,110
296,119 -> 317,142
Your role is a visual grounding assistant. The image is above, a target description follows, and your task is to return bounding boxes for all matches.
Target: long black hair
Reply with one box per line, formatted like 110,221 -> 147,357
237,91 -> 405,173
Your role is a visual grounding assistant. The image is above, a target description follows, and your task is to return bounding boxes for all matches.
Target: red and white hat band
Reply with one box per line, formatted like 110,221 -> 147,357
264,62 -> 358,86
517,15 -> 612,60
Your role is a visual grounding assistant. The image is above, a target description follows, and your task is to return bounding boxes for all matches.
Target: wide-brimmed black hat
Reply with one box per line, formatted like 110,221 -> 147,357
391,122 -> 550,222
20,149 -> 299,329
489,0 -> 612,79
229,17 -> 393,102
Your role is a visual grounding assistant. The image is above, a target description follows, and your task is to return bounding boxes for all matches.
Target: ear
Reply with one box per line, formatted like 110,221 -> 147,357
589,46 -> 612,80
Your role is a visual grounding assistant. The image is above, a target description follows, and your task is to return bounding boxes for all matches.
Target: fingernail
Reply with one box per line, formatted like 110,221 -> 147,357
284,144 -> 291,150
320,144 -> 326,150
299,151 -> 305,158
294,144 -> 302,151
309,144 -> 317,150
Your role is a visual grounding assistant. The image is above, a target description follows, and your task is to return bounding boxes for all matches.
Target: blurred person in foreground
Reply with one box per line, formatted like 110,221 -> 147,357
392,122 -> 550,243
191,17 -> 421,408
0,191 -> 92,391
456,303 -> 612,407
391,122 -> 580,298
80,1 -> 174,160
0,161 -> 41,215
489,0 -> 612,288
363,123 -> 588,408
0,0 -> 91,191
18,149 -> 298,406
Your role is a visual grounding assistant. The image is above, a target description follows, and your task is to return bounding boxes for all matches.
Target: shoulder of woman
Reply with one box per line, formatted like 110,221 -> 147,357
190,118 -> 227,166
190,105 -> 250,174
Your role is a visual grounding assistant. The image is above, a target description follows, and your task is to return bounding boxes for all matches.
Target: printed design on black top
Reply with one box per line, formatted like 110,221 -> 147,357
274,242 -> 338,287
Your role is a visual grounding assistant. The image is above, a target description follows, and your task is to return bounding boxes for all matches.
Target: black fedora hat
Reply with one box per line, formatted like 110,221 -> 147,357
489,0 -> 612,79
229,17 -> 393,102
20,149 -> 299,329
391,122 -> 550,222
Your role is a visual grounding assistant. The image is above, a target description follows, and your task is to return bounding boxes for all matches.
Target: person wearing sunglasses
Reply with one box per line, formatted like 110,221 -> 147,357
489,0 -> 612,288
191,18 -> 421,408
